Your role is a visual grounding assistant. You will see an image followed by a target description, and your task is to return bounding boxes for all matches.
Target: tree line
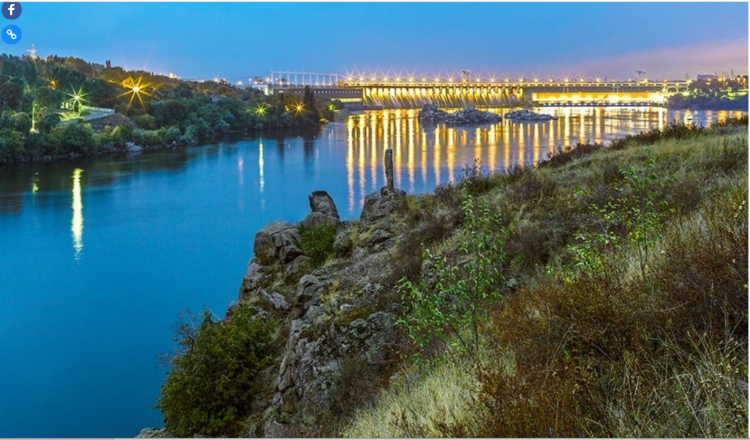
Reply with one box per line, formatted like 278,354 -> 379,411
0,54 -> 341,164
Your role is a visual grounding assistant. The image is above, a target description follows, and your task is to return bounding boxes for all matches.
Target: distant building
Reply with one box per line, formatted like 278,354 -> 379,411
249,84 -> 270,95
697,74 -> 716,81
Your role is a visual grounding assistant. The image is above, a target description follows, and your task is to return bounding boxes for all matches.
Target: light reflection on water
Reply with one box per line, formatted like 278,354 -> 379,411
338,107 -> 744,213
0,106 -> 744,437
71,168 -> 84,259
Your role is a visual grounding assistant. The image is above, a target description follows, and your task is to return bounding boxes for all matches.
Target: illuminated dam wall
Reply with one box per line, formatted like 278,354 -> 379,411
342,80 -> 691,109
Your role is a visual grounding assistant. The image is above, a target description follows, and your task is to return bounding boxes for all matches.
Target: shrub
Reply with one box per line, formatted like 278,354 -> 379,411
398,187 -> 508,357
158,306 -> 274,437
50,122 -> 96,154
458,159 -> 494,196
133,113 -> 157,130
299,222 -> 337,267
111,123 -> 134,148
163,126 -> 181,144
0,128 -> 25,162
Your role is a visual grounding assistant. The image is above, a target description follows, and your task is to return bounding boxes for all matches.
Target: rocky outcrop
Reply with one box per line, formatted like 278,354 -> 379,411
135,428 -> 171,438
504,109 -> 558,121
309,191 -> 340,219
418,104 -> 502,125
361,148 -> 407,221
230,153 -> 408,437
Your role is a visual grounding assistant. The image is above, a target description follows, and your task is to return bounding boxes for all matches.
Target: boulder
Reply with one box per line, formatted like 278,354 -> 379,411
333,230 -> 353,256
296,274 -> 324,307
253,221 -> 303,265
301,211 -> 341,230
309,191 -> 340,219
418,104 -> 502,125
504,109 -> 558,121
283,255 -> 313,281
240,260 -> 266,297
263,420 -> 294,438
135,428 -> 171,438
274,228 -> 303,263
254,221 -> 297,265
361,187 -> 407,222
417,103 -> 446,120
260,290 -> 291,311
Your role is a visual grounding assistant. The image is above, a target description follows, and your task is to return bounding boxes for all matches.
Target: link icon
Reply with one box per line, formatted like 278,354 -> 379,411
2,25 -> 21,44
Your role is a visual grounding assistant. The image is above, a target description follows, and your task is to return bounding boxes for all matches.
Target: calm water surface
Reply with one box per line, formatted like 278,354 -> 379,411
0,107 -> 743,437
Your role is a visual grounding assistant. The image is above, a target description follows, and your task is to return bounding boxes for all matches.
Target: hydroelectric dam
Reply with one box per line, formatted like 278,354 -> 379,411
254,71 -> 691,109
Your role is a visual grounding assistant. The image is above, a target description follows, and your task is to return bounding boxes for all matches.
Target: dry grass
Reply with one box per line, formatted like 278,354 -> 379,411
343,123 -> 748,438
341,358 -> 481,438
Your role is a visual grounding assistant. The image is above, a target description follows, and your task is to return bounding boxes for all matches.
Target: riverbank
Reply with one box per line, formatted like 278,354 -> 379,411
150,116 -> 748,437
0,122 -> 325,167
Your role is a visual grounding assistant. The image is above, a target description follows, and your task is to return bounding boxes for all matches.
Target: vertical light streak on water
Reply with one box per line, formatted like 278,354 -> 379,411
346,118 -> 355,214
394,110 -> 403,189
359,114 -> 367,208
488,125 -> 497,171
447,127 -> 456,182
258,141 -> 266,211
71,168 -> 84,260
407,116 -> 415,193
433,127 -> 441,184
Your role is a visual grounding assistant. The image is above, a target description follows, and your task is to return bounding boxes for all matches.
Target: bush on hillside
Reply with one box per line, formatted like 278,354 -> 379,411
158,305 -> 274,437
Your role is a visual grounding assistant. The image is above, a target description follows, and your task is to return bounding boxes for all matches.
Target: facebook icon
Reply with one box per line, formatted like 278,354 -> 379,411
2,3 -> 21,20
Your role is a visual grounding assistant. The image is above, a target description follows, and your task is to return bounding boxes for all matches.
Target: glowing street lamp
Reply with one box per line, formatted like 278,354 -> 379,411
120,76 -> 152,108
66,86 -> 87,112
254,103 -> 268,117
294,103 -> 305,115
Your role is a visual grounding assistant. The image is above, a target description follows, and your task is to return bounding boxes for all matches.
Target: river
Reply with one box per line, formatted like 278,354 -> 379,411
0,107 -> 743,437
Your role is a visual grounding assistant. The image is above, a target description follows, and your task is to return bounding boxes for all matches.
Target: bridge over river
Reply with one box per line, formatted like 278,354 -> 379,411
341,78 -> 691,108
257,71 -> 691,109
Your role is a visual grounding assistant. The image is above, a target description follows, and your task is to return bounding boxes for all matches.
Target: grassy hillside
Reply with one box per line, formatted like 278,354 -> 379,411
153,117 -> 747,438
342,118 -> 748,437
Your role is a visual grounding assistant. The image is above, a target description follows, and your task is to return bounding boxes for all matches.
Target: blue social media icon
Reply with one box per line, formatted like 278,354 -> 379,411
2,25 -> 20,44
1,2 -> 21,20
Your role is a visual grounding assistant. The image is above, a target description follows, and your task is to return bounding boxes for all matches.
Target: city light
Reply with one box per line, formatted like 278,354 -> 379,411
121,76 -> 152,107
294,103 -> 304,114
254,103 -> 268,117
66,86 -> 87,111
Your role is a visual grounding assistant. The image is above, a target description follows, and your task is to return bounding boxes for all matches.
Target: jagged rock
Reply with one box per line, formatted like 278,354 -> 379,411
296,275 -> 324,307
417,103 -> 445,120
240,260 -> 267,297
367,228 -> 393,245
418,104 -> 502,125
301,211 -> 341,230
351,247 -> 367,261
361,187 -> 407,222
254,221 -> 297,265
283,255 -> 313,281
504,109 -> 558,121
333,230 -> 352,256
135,428 -> 171,438
263,420 -> 293,438
308,190 -> 340,219
260,290 -> 291,311
274,228 -> 303,263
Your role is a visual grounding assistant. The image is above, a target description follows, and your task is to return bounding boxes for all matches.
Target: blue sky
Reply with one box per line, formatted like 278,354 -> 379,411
12,2 -> 749,81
